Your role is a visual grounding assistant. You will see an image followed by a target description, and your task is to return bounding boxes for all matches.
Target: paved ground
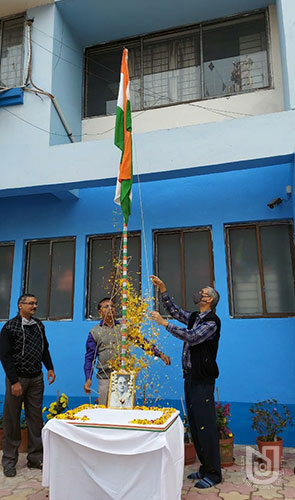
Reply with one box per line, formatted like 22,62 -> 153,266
0,446 -> 294,499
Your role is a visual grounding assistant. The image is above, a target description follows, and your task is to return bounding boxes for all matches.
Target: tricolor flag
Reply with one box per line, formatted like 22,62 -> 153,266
114,48 -> 133,225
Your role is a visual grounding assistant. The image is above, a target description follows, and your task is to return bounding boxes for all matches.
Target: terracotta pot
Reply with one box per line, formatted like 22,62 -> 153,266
19,429 -> 28,453
219,436 -> 234,467
0,428 -> 28,452
184,441 -> 196,465
256,437 -> 283,471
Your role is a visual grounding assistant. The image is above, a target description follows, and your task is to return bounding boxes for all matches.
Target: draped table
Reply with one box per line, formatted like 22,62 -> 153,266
42,407 -> 184,500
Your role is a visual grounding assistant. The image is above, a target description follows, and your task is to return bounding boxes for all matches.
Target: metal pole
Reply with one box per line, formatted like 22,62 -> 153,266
121,221 -> 128,369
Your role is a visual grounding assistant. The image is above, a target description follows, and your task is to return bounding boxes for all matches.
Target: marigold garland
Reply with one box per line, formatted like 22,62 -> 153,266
50,403 -> 177,427
129,406 -> 177,425
54,404 -> 106,421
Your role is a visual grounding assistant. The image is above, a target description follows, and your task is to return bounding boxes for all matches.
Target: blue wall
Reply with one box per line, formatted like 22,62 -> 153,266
0,160 -> 294,444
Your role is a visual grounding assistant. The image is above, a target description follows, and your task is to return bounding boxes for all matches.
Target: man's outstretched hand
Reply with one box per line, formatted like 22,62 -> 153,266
159,352 -> 171,365
84,378 -> 92,394
150,275 -> 167,294
150,310 -> 168,328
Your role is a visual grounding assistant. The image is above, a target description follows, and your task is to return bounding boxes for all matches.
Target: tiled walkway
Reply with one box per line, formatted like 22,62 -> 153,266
0,446 -> 294,499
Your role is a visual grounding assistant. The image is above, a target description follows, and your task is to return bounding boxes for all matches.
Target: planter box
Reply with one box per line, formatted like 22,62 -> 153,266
184,441 -> 196,465
256,437 -> 283,471
220,436 -> 234,467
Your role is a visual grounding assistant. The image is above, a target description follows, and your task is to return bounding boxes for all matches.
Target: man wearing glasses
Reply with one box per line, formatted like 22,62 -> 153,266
150,276 -> 221,490
0,294 -> 55,477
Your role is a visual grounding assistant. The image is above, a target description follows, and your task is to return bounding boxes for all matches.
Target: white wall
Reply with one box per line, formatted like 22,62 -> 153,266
82,5 -> 284,142
0,4 -> 55,147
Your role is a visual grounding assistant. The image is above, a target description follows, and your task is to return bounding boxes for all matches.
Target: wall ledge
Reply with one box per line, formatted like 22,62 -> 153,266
0,88 -> 24,107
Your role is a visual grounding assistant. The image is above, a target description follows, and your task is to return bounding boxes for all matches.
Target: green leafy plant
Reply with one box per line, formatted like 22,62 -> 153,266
249,399 -> 293,442
43,393 -> 69,421
215,402 -> 233,439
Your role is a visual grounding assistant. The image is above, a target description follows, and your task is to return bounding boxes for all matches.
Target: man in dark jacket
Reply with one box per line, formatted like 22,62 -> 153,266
150,275 -> 221,489
0,294 -> 55,477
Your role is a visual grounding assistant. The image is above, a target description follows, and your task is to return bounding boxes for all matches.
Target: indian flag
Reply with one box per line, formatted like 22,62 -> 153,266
114,48 -> 133,225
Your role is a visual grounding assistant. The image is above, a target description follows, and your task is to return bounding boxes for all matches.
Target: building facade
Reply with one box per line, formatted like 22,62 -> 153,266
0,0 -> 294,444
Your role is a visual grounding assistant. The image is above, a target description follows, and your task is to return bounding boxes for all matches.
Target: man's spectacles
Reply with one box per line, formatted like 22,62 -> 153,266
21,301 -> 38,306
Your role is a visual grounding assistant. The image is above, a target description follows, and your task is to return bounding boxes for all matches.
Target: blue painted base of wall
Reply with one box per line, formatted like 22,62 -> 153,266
0,395 -> 294,446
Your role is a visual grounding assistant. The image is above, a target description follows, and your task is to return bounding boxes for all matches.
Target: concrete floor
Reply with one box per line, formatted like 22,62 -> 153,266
0,445 -> 294,499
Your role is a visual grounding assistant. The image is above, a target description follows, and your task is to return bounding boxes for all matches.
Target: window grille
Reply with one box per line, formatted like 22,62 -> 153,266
0,16 -> 24,88
84,11 -> 270,117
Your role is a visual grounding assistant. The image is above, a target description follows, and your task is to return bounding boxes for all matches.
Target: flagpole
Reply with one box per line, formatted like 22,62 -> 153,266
121,221 -> 128,370
114,47 -> 133,371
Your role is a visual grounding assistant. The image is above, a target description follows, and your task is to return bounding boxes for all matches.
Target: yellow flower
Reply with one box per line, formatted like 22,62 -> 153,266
228,433 -> 233,437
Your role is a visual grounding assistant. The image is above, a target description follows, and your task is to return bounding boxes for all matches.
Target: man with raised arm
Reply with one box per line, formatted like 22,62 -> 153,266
150,275 -> 221,489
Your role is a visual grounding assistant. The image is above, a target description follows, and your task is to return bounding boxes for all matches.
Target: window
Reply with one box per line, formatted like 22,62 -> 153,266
154,228 -> 214,314
0,16 -> 24,88
24,238 -> 75,320
86,233 -> 141,319
0,243 -> 14,320
226,222 -> 295,317
84,11 -> 269,117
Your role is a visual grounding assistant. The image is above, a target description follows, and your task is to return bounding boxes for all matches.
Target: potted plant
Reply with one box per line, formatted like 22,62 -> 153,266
249,399 -> 294,470
183,414 -> 196,465
216,401 -> 234,467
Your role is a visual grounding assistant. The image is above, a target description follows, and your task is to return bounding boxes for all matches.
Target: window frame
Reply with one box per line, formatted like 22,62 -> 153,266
23,237 -> 76,321
0,241 -> 15,321
0,14 -> 25,89
225,220 -> 295,318
86,232 -> 142,320
153,226 -> 215,313
84,8 -> 271,118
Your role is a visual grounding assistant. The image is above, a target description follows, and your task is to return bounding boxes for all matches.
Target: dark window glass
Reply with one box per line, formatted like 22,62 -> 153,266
87,233 -> 141,319
154,228 -> 214,314
0,17 -> 24,87
84,11 -> 269,117
227,222 -> 295,317
228,227 -> 262,315
203,15 -> 268,98
0,243 -> 14,320
24,238 -> 75,320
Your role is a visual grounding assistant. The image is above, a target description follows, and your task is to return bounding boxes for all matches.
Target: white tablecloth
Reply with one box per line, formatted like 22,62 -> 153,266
42,408 -> 184,500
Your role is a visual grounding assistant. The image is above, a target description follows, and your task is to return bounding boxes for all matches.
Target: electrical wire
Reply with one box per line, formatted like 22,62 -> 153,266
25,32 -> 254,121
1,22 -> 255,140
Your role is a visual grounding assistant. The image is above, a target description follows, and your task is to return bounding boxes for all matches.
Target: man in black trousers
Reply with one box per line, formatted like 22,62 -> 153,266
150,275 -> 221,489
0,294 -> 55,477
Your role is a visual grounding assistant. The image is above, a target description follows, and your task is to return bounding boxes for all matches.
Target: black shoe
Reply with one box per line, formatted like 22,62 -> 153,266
3,466 -> 16,477
195,476 -> 221,489
187,471 -> 204,480
27,462 -> 42,470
